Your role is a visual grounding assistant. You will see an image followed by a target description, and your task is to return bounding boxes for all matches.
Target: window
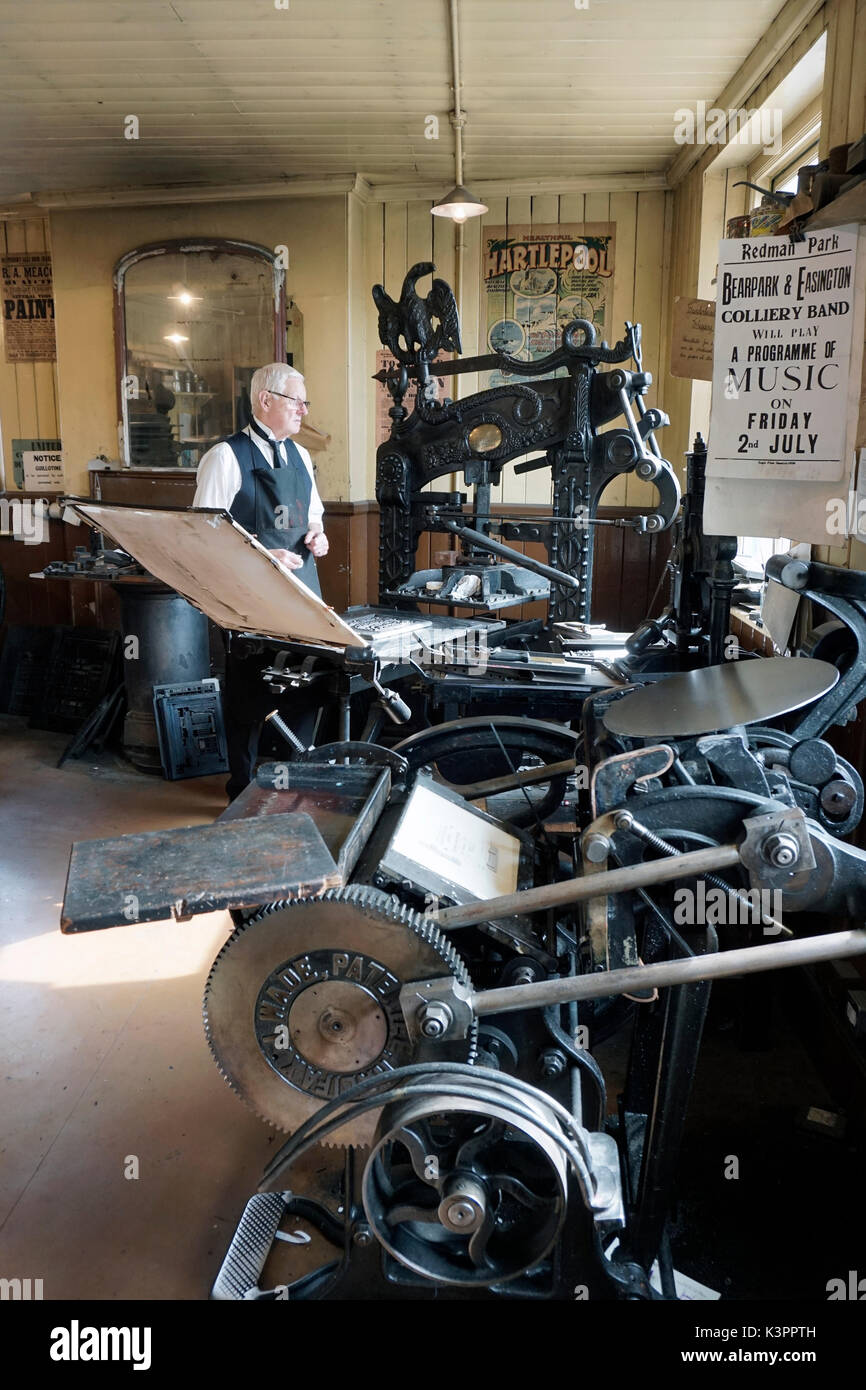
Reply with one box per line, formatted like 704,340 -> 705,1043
735,534 -> 790,582
770,139 -> 820,196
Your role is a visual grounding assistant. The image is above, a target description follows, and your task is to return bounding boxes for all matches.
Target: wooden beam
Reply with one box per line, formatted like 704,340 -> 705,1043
666,0 -> 826,188
370,173 -> 670,202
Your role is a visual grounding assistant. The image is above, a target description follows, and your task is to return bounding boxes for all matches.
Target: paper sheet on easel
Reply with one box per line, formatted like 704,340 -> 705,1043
761,542 -> 811,652
69,502 -> 365,648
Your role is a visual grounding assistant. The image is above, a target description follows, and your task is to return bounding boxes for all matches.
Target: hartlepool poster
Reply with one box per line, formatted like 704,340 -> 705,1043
481,224 -> 615,389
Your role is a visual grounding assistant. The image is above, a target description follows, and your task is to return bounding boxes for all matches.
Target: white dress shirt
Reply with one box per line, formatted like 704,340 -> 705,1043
192,419 -> 324,527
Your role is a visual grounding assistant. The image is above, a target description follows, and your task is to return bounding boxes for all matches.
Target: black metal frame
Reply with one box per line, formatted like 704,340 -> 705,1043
375,306 -> 680,625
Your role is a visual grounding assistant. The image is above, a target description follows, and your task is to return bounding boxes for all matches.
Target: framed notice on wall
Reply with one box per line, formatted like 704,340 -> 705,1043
707,225 -> 865,485
480,224 -> 615,389
12,437 -> 63,490
670,296 -> 715,381
1,252 -> 56,361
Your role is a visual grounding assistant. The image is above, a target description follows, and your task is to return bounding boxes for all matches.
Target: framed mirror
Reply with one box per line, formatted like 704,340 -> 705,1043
114,238 -> 286,469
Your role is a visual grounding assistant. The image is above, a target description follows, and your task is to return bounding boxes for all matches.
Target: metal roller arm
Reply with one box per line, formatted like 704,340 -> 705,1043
439,519 -> 580,590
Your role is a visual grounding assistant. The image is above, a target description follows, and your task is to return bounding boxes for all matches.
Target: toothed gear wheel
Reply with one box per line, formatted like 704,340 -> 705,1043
203,885 -> 477,1146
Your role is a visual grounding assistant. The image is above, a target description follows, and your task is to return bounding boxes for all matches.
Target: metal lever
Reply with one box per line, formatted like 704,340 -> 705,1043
433,808 -> 814,930
372,680 -> 412,724
634,398 -> 668,459
401,924 -> 866,1035
579,514 -> 665,533
439,519 -> 580,591
342,646 -> 413,724
469,929 -> 866,1017
625,610 -> 674,654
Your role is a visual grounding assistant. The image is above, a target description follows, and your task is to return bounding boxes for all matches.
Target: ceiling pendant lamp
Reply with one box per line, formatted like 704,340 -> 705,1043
431,182 -> 487,223
432,2 -> 486,223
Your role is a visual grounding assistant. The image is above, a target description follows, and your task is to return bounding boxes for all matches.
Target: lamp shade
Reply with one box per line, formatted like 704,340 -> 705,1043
431,184 -> 488,223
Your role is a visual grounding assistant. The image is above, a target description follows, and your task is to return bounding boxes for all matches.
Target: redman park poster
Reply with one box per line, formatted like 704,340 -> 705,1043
707,225 -> 865,485
481,224 -> 615,389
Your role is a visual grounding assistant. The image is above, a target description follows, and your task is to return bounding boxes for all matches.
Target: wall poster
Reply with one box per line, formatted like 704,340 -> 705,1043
2,252 -> 56,361
707,225 -> 864,485
480,224 -> 615,390
670,296 -> 715,381
12,437 -> 62,489
22,447 -> 64,491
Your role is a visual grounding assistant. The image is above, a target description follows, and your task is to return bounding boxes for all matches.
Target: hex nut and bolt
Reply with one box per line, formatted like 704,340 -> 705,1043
582,831 -> 612,864
512,965 -> 536,987
540,1048 -> 566,1078
613,810 -> 634,831
820,780 -> 856,819
418,1002 -> 453,1038
440,1198 -> 479,1229
352,1225 -> 373,1247
438,1177 -> 486,1233
761,832 -> 800,869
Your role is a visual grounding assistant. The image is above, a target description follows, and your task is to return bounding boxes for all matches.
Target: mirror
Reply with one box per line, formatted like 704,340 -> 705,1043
115,239 -> 286,469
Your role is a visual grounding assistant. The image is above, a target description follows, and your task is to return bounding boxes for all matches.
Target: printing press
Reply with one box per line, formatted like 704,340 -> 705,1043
59,266 -> 866,1301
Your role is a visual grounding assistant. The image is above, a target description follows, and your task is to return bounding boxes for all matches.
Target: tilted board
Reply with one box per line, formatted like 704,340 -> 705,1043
69,502 -> 365,649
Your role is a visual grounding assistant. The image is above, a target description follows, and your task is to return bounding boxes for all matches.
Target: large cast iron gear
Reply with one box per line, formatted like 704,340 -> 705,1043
203,885 -> 477,1146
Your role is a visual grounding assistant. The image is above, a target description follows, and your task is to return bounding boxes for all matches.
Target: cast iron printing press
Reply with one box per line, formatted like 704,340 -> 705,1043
59,266 -> 866,1300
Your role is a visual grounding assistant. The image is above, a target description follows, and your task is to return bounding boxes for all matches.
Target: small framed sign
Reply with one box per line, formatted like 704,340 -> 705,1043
12,437 -> 63,490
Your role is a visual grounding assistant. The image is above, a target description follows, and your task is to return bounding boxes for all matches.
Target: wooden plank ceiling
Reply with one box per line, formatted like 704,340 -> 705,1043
0,0 -> 789,201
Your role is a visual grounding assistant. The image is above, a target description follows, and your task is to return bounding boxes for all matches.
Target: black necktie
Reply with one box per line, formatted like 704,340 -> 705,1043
249,417 -> 286,468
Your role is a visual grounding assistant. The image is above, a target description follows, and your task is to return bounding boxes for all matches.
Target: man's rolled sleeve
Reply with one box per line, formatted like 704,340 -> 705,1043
192,443 -> 242,512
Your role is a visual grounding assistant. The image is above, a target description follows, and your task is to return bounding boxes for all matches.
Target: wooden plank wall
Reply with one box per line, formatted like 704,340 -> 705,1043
0,506 -> 114,636
0,218 -> 70,640
0,217 -> 60,488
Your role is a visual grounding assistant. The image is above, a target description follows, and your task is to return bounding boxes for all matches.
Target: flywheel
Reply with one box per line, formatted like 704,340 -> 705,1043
203,885 -> 476,1145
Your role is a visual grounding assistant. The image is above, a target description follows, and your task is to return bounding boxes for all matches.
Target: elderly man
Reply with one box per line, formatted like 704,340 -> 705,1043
193,363 -> 329,799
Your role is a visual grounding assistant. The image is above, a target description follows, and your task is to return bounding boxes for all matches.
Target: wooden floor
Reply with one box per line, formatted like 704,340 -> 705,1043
0,717 -> 277,1300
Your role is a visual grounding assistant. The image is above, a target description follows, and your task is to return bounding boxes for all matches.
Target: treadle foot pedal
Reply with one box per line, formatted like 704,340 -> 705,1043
212,1191 -> 298,1300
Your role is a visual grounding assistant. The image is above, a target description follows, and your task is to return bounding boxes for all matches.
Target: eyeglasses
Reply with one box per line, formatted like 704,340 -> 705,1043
267,390 -> 310,410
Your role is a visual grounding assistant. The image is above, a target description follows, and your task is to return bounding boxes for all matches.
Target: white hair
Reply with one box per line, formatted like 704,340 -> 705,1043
250,363 -> 304,402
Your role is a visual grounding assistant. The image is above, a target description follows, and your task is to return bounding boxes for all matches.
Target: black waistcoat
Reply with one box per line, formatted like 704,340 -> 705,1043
224,429 -> 321,598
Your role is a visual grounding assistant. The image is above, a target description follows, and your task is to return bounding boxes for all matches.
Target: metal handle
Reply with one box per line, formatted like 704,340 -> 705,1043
440,520 -> 580,591
434,842 -> 742,931
471,930 -> 866,1016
